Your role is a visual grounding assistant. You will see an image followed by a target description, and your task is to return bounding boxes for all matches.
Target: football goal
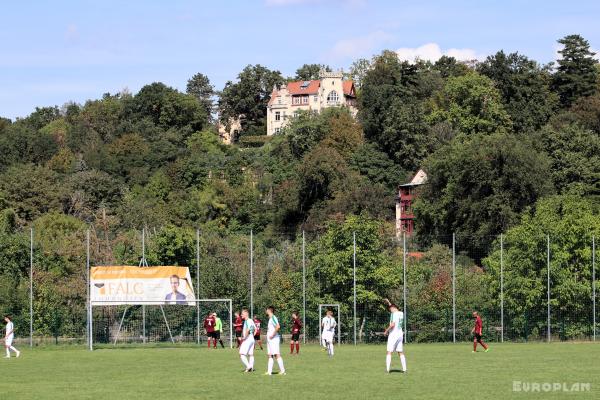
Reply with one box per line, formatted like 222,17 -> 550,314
89,299 -> 232,349
318,303 -> 341,345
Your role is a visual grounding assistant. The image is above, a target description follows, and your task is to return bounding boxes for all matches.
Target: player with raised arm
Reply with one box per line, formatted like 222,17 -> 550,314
234,311 -> 243,348
290,311 -> 302,355
321,309 -> 336,357
471,311 -> 489,353
264,306 -> 286,375
383,299 -> 406,373
239,308 -> 256,372
4,316 -> 20,359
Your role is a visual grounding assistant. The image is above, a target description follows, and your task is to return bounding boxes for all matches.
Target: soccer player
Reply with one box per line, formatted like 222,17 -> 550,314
290,311 -> 302,355
253,315 -> 263,350
213,312 -> 225,348
203,312 -> 216,349
239,308 -> 256,372
383,302 -> 406,373
234,311 -> 243,348
321,309 -> 336,357
265,306 -> 286,375
4,316 -> 20,359
471,311 -> 489,353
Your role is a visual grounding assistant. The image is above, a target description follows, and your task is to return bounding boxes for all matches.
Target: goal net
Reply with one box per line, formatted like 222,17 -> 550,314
318,304 -> 341,345
90,299 -> 232,349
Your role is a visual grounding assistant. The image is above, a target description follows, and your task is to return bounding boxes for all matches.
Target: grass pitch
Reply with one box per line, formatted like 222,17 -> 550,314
2,342 -> 599,399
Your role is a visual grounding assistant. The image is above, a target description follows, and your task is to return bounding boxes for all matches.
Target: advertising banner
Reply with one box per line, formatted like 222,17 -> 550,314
91,266 -> 195,305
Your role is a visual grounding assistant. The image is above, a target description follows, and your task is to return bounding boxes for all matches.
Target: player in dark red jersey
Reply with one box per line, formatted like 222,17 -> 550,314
203,312 -> 216,349
234,311 -> 243,348
290,311 -> 302,355
253,315 -> 263,350
471,311 -> 489,352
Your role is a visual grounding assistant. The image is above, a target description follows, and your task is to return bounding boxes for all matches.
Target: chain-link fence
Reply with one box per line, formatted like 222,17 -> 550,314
1,226 -> 598,347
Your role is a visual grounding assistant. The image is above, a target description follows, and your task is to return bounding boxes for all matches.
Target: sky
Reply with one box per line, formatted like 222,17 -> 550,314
1,0 -> 600,120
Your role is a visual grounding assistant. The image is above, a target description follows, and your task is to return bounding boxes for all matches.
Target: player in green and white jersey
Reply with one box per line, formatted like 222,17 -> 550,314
264,306 -> 286,375
383,300 -> 406,373
239,308 -> 256,372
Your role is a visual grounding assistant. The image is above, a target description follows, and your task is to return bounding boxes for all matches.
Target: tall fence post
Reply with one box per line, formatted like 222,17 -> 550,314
402,232 -> 407,342
29,228 -> 33,347
452,233 -> 456,343
196,229 -> 200,345
500,233 -> 504,343
87,229 -> 91,351
593,236 -> 596,342
547,234 -> 551,343
353,231 -> 357,346
250,229 -> 254,318
302,230 -> 306,344
141,228 -> 146,344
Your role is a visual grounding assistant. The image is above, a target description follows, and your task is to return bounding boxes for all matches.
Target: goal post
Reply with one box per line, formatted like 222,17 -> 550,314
319,304 -> 341,345
90,299 -> 232,349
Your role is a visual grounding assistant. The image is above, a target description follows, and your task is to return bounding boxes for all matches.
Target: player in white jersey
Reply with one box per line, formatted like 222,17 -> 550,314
321,309 -> 337,357
238,309 -> 256,372
264,306 -> 286,375
4,316 -> 20,359
383,300 -> 406,373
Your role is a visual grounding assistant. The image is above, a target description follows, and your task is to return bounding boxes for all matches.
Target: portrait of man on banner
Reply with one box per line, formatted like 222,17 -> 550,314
165,274 -> 188,305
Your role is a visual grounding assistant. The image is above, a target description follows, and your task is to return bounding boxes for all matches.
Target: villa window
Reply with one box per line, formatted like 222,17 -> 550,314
275,111 -> 280,121
327,90 -> 339,104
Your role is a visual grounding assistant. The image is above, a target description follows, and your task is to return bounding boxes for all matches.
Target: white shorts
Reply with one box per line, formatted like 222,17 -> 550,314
239,337 -> 255,356
387,331 -> 404,353
5,335 -> 13,346
322,331 -> 334,343
267,335 -> 280,355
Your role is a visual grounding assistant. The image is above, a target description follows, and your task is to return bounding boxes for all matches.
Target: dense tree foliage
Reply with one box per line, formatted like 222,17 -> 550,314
1,34 -> 599,341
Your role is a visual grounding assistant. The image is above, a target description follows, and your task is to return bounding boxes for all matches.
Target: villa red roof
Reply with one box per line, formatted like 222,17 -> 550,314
287,80 -> 320,95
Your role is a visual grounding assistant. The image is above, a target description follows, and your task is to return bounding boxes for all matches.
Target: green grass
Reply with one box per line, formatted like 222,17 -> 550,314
2,342 -> 599,399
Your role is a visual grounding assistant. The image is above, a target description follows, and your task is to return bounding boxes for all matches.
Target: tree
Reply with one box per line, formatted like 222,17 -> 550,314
359,51 -> 418,139
433,56 -> 470,78
538,123 -> 600,196
218,65 -> 284,136
428,72 -> 512,136
294,64 -> 330,81
347,58 -> 371,88
553,34 -> 598,107
311,214 -> 401,338
127,82 -> 207,131
350,143 -> 406,191
414,132 -> 554,256
477,51 -> 558,132
484,195 -> 600,339
186,72 -> 214,118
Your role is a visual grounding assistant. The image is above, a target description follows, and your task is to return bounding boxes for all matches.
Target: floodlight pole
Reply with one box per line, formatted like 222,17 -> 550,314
402,233 -> 407,342
302,230 -> 306,344
592,236 -> 596,342
452,233 -> 456,343
196,229 -> 200,345
547,234 -> 551,343
29,228 -> 33,347
250,230 -> 254,317
87,229 -> 91,351
500,233 -> 504,343
353,231 -> 357,346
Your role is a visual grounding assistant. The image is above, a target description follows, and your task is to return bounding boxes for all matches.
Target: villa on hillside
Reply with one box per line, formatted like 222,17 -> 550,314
266,69 -> 357,136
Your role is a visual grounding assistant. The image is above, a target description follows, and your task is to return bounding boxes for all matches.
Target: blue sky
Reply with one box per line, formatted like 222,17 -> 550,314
1,0 -> 599,120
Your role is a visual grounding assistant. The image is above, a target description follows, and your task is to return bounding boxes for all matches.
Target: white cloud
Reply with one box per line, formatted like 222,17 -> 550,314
329,30 -> 393,60
396,43 -> 482,63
